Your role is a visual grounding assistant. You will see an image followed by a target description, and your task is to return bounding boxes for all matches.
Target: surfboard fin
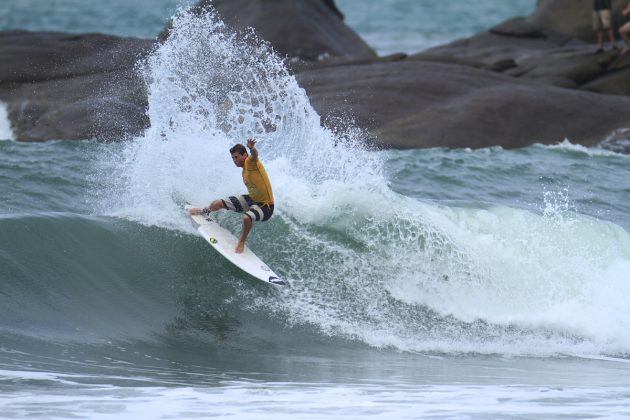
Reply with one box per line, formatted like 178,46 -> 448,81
268,276 -> 287,286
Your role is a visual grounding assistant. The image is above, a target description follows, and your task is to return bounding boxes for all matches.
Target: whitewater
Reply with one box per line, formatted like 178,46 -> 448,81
2,3 -> 630,419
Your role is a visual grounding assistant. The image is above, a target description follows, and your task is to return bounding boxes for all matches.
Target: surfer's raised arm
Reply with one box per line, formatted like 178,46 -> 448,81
247,138 -> 258,162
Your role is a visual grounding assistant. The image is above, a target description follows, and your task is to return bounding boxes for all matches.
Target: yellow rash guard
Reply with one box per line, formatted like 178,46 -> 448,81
242,156 -> 274,206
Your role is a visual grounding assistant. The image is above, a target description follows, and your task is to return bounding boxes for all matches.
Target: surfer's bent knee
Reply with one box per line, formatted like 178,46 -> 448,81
245,203 -> 273,222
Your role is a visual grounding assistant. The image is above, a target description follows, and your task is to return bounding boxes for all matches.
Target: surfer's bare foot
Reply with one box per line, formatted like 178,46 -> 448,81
235,241 -> 245,253
187,207 -> 201,215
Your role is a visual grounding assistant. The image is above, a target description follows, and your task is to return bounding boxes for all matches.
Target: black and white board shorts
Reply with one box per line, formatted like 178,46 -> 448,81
222,195 -> 274,222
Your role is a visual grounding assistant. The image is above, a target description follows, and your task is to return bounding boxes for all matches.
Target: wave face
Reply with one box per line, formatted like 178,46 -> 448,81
74,8 -> 630,356
0,213 -> 178,341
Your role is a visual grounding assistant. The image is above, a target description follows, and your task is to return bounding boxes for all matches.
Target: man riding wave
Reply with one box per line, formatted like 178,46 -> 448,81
187,138 -> 274,253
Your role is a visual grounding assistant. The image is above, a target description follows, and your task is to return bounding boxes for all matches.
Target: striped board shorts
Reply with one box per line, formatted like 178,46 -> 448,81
222,195 -> 274,222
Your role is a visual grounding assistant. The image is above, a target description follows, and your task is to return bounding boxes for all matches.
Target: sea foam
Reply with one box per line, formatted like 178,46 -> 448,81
0,102 -> 14,141
100,6 -> 383,228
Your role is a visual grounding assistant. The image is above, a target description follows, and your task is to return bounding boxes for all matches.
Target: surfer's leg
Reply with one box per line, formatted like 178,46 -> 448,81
209,199 -> 226,211
245,204 -> 274,222
223,195 -> 254,253
236,214 -> 252,254
223,195 -> 253,214
620,22 -> 630,53
235,203 -> 272,253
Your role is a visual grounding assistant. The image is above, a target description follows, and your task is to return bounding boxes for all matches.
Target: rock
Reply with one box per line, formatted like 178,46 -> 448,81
504,47 -> 613,86
321,0 -> 344,19
412,19 -> 578,71
291,52 -> 407,74
527,0 -> 628,43
580,54 -> 630,95
490,17 -> 547,39
159,0 -> 376,61
0,31 -> 152,141
5,70 -> 149,141
297,60 -> 630,149
0,30 -> 152,84
412,17 -> 630,95
487,59 -> 518,72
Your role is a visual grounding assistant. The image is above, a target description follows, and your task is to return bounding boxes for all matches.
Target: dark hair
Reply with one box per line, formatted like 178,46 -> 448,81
229,144 -> 247,155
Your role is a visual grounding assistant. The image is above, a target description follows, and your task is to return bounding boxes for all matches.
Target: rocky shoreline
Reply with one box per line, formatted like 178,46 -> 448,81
1,0 -> 629,150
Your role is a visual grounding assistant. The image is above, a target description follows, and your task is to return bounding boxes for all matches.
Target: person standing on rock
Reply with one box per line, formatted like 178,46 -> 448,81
593,0 -> 617,53
619,1 -> 630,54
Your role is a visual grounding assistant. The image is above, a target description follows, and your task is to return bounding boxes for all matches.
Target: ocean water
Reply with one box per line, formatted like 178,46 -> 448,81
0,0 -> 536,54
2,1 -> 630,419
0,0 -> 196,39
338,0 -> 537,54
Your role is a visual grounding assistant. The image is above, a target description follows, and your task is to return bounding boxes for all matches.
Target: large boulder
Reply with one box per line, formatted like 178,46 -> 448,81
297,60 -> 630,149
581,54 -> 630,93
161,0 -> 376,61
4,70 -> 148,141
412,18 -> 630,96
0,31 -> 152,141
412,18 -> 579,72
527,0 -> 629,43
0,30 -> 152,83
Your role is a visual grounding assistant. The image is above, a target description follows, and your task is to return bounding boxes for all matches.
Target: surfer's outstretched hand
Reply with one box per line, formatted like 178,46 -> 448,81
187,207 -> 202,215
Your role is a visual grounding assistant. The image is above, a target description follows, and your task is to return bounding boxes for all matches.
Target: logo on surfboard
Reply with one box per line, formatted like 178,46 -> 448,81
209,237 -> 217,244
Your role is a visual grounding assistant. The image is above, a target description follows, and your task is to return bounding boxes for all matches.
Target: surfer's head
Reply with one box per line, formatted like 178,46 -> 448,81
230,144 -> 248,167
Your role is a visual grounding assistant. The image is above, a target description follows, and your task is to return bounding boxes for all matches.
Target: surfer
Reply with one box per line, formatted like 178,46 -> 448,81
187,138 -> 274,253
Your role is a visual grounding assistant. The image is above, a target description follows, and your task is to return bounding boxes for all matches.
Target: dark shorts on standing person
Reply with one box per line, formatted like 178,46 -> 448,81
222,194 -> 274,222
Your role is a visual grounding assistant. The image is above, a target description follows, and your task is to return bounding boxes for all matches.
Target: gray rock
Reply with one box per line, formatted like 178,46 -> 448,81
504,47 -> 614,87
0,30 -> 152,83
412,17 -> 629,96
297,60 -> 630,149
159,0 -> 376,61
5,70 -> 149,141
527,0 -> 628,43
0,31 -> 152,141
582,69 -> 630,95
412,19 -> 578,71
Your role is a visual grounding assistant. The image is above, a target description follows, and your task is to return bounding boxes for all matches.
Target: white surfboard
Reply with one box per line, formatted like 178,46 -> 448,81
185,205 -> 286,286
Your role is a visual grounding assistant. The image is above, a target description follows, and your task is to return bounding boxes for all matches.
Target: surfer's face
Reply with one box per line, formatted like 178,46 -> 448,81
231,151 -> 247,167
